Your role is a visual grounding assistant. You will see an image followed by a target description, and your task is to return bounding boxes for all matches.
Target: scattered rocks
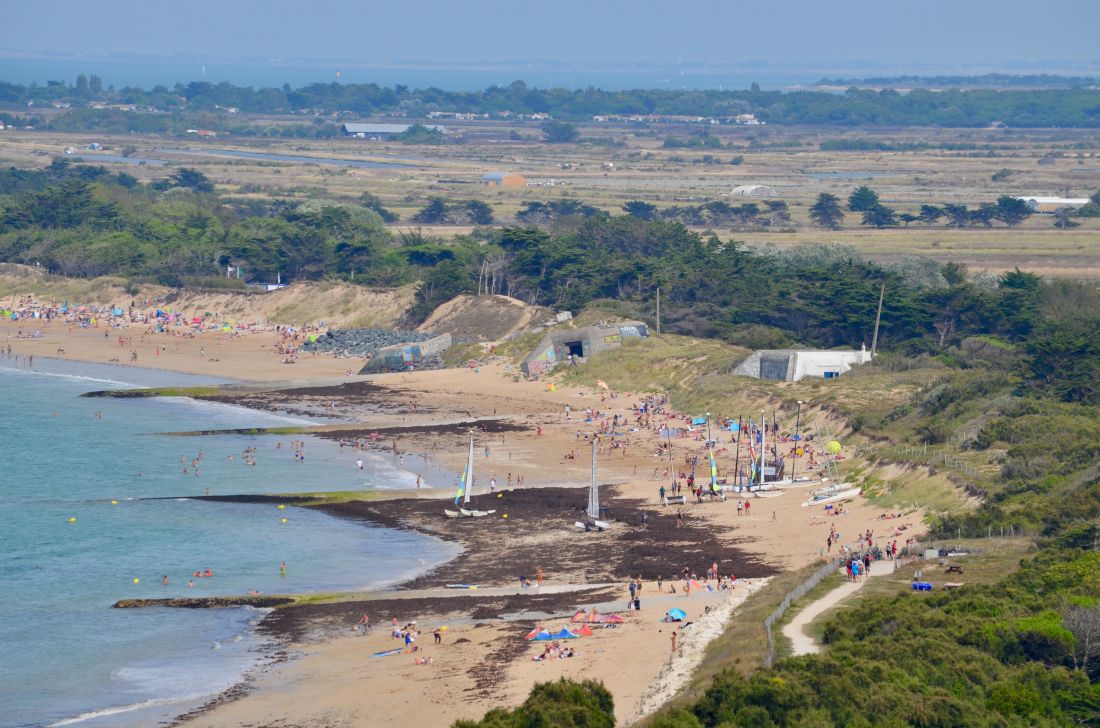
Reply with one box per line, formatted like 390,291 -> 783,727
113,596 -> 295,609
303,328 -> 437,359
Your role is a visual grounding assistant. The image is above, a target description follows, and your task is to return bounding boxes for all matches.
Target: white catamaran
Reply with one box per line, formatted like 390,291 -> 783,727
444,436 -> 496,518
800,419 -> 861,507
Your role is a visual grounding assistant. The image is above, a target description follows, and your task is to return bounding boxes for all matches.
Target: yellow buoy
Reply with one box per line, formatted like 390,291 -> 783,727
68,517 -> 77,523
502,514 -> 508,519
133,577 -> 140,584
277,504 -> 286,510
281,517 -> 288,524
111,500 -> 119,505
497,493 -> 503,498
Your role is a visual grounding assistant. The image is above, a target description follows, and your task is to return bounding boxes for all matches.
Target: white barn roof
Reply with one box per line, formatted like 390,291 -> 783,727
730,184 -> 776,197
341,123 -> 447,134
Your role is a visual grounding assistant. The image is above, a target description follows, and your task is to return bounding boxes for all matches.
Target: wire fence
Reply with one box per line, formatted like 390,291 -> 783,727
762,556 -> 845,669
761,532 -> 1036,668
851,442 -> 984,479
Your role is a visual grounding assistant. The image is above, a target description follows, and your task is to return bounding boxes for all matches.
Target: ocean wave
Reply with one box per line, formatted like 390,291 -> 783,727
48,694 -> 205,726
0,364 -> 135,389
156,396 -> 322,427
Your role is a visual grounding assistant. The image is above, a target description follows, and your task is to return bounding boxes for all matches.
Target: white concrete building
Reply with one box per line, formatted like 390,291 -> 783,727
733,345 -> 872,381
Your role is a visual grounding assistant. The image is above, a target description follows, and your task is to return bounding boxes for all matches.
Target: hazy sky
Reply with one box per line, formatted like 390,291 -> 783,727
4,0 -> 1099,68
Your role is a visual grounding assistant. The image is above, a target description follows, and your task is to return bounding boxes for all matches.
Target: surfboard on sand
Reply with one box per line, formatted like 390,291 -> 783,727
371,648 -> 403,658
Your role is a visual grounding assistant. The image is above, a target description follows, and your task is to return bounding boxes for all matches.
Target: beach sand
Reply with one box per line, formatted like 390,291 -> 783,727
2,320 -> 923,725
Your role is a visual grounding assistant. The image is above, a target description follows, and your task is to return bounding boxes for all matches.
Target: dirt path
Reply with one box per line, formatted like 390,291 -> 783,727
782,559 -> 894,656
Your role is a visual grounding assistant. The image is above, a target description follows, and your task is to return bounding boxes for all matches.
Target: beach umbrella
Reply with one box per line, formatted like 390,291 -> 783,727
666,608 -> 687,622
826,440 -> 842,455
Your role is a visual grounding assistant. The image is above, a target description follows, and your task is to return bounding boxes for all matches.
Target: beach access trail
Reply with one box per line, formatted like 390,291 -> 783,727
782,559 -> 895,656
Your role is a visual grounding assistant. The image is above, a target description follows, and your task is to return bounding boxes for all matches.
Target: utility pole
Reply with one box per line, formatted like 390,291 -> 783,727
870,282 -> 885,357
656,287 -> 661,337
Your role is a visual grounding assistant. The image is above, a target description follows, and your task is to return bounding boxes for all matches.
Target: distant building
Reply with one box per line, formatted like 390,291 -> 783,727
733,346 -> 872,381
521,321 -> 648,376
481,172 -> 527,188
341,123 -> 447,139
731,184 -> 776,198
1016,196 -> 1090,213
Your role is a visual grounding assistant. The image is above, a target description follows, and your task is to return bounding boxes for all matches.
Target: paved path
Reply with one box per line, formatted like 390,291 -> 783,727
782,560 -> 894,656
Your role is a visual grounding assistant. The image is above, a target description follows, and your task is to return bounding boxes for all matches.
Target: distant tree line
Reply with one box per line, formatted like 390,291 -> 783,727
817,73 -> 1100,88
806,186 -> 1100,230
3,77 -> 1100,128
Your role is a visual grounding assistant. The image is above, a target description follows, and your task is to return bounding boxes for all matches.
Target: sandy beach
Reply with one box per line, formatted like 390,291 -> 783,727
1,319 -> 922,725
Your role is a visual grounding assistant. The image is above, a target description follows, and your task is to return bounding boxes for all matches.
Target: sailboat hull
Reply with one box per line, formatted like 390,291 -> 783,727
800,486 -> 861,507
460,508 -> 496,518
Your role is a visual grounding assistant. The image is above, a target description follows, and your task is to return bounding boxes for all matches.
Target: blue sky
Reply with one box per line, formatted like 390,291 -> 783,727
3,0 -> 1098,68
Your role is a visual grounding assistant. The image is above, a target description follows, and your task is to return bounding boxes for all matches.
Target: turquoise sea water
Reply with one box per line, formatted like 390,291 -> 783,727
0,358 -> 457,728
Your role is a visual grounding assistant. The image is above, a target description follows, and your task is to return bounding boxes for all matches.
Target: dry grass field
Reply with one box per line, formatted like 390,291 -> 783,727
1,120 -> 1098,277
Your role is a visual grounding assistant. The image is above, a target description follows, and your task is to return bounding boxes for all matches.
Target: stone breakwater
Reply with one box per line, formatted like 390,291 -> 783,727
303,328 -> 436,358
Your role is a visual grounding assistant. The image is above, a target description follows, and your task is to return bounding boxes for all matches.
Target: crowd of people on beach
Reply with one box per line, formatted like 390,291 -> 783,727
2,294 -> 333,368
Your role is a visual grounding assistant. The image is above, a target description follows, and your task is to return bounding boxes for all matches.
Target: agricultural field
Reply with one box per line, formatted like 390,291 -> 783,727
1,120 -> 1098,277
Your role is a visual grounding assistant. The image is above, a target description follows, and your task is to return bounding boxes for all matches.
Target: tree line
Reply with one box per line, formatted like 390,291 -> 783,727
3,77 -> 1100,127
808,186 -> 1100,230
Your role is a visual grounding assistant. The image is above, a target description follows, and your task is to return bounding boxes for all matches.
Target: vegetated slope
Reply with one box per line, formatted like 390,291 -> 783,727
417,294 -> 548,341
1,264 -> 417,328
164,282 -> 417,328
0,263 -> 167,306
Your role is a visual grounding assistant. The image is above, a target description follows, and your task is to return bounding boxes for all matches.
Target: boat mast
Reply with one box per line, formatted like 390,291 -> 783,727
463,436 -> 474,505
758,411 -> 766,488
732,415 -> 743,488
587,438 -> 600,520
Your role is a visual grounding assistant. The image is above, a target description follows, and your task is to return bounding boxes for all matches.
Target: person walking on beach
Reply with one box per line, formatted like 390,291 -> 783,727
671,631 -> 677,653
536,565 -> 544,592
434,628 -> 442,645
